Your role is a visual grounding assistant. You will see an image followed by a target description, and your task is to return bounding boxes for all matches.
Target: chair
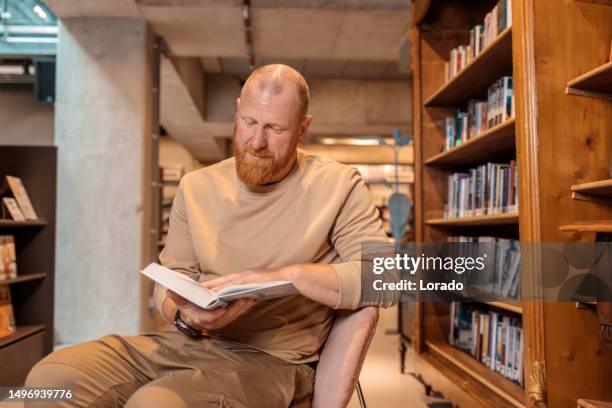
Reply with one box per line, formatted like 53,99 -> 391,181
312,307 -> 379,408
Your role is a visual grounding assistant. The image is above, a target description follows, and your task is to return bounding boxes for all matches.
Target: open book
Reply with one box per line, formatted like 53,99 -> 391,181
141,263 -> 297,310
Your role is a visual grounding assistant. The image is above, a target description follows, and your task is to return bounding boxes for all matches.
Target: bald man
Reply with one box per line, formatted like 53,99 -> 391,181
24,65 -> 388,408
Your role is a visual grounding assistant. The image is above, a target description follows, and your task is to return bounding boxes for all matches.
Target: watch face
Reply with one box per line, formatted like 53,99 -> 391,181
176,316 -> 203,339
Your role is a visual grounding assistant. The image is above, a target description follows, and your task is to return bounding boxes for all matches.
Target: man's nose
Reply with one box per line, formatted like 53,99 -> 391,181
251,126 -> 267,150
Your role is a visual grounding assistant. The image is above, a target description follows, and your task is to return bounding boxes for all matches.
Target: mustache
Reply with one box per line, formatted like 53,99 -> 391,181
244,146 -> 273,159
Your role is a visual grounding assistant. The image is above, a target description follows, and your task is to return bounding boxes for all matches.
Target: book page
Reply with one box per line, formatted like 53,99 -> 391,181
141,263 -> 297,310
217,281 -> 296,303
141,263 -> 217,310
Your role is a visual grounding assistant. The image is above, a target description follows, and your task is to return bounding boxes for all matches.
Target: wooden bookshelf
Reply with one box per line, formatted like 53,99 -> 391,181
0,146 -> 56,386
426,340 -> 525,407
426,212 -> 519,227
566,61 -> 612,101
559,221 -> 612,233
481,301 -> 523,314
410,0 -> 612,406
425,119 -> 516,168
0,325 -> 44,348
578,399 -> 612,408
571,179 -> 612,204
574,0 -> 612,4
0,273 -> 47,286
424,27 -> 513,107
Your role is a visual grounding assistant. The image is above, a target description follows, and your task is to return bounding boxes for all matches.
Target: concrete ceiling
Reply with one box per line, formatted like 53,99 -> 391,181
47,0 -> 411,74
208,57 -> 407,80
43,0 -> 142,18
140,4 -> 411,66
44,0 -> 412,161
138,0 -> 410,9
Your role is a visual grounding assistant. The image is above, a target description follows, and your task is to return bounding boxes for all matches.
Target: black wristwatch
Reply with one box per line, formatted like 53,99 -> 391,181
174,309 -> 203,339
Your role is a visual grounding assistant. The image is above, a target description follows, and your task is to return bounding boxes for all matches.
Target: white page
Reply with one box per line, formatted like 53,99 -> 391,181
141,263 -> 217,309
217,281 -> 297,302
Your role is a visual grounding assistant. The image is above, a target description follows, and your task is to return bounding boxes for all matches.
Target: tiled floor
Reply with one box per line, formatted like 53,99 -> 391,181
348,306 -> 428,408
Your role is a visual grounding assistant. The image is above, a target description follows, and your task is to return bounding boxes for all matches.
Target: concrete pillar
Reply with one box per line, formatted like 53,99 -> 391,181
54,18 -> 154,344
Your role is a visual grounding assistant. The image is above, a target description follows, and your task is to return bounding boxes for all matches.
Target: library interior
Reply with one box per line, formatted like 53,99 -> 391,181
1,0 -> 612,407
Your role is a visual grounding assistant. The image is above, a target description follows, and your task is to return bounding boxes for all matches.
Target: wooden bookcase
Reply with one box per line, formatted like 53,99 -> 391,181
410,0 -> 612,407
0,146 -> 56,386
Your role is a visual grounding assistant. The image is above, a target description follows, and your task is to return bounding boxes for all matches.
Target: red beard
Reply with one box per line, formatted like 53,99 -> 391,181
233,136 -> 297,189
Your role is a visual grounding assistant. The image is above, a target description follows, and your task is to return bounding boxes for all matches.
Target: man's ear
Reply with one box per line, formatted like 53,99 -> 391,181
297,115 -> 313,145
236,98 -> 240,109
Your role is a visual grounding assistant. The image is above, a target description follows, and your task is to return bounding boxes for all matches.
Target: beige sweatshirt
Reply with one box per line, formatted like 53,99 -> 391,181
155,149 -> 388,363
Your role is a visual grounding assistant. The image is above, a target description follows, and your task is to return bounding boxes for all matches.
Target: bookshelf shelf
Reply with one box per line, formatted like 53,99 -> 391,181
0,325 -> 44,349
571,179 -> 612,204
566,61 -> 612,101
424,27 -> 513,108
0,219 -> 48,228
425,119 -> 516,168
574,0 -> 612,4
426,340 -> 525,407
426,212 -> 519,227
480,301 -> 523,314
559,221 -> 612,233
0,273 -> 47,286
578,399 -> 612,408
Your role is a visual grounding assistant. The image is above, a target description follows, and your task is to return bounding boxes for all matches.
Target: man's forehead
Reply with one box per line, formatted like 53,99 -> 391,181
240,87 -> 299,119
243,77 -> 298,102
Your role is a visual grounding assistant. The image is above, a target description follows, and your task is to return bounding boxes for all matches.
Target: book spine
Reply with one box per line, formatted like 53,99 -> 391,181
516,327 -> 524,384
507,0 -> 513,27
444,61 -> 450,83
482,314 -> 490,364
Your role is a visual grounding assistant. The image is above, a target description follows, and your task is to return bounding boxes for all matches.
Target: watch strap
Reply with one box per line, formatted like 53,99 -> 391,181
174,309 -> 203,339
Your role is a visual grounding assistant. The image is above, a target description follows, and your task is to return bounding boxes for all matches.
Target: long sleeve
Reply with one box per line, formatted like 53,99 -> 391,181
154,180 -> 201,318
329,168 -> 390,309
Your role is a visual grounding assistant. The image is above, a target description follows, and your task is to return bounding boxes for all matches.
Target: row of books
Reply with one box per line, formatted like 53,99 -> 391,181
1,175 -> 36,339
449,302 -> 523,385
447,236 -> 520,299
0,235 -> 17,281
445,161 -> 518,218
1,175 -> 38,221
0,286 -> 16,338
444,76 -> 514,151
445,0 -> 512,81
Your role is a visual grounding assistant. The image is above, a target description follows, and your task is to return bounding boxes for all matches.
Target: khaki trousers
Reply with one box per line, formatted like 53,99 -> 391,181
23,331 -> 315,408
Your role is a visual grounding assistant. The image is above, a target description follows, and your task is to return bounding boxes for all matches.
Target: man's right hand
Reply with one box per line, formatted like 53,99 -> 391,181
163,291 -> 256,331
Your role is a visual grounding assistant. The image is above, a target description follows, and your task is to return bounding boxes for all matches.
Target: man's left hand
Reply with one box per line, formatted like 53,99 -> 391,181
202,267 -> 292,293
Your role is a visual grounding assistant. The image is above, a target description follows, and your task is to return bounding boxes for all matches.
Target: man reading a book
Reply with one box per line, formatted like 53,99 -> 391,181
25,64 -> 389,408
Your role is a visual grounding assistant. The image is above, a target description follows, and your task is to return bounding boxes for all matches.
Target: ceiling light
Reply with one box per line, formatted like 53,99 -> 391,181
317,137 -> 391,146
5,37 -> 57,43
32,5 -> 48,20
